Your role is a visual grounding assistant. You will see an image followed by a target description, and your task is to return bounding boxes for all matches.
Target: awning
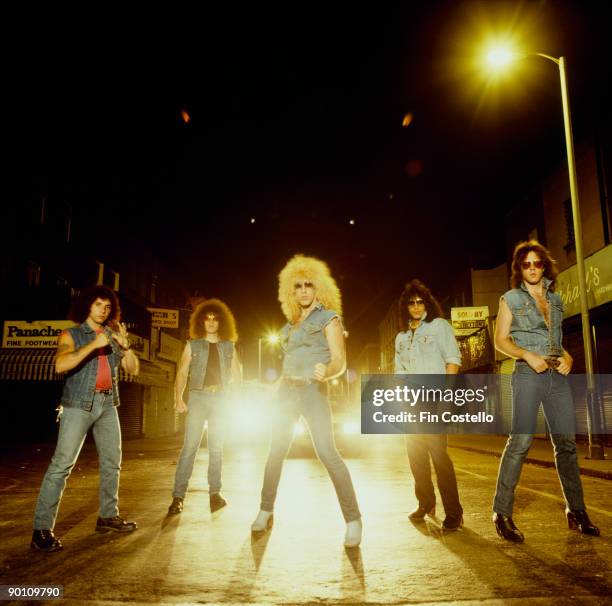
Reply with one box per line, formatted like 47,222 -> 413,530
1,348 -> 171,387
0,348 -> 60,381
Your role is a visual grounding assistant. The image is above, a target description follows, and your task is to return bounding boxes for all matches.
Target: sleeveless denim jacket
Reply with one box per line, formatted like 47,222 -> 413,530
60,322 -> 123,411
280,303 -> 339,379
503,278 -> 564,357
188,339 -> 234,391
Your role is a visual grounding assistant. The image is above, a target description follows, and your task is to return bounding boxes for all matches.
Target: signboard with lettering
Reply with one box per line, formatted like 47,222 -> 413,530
147,307 -> 179,329
2,321 -> 76,348
128,333 -> 151,361
451,306 -> 490,337
557,244 -> 612,318
159,333 -> 183,362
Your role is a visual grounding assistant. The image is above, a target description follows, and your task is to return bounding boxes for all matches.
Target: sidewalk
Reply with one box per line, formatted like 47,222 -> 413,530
448,434 -> 612,480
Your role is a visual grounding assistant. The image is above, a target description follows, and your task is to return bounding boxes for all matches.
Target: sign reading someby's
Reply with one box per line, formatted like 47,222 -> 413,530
147,307 -> 179,329
450,306 -> 489,337
2,320 -> 76,348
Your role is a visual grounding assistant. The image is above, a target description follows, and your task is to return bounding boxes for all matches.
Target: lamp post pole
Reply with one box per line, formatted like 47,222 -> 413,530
537,53 -> 604,458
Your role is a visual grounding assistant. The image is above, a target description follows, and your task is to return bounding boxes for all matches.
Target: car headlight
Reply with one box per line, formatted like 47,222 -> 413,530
342,421 -> 360,434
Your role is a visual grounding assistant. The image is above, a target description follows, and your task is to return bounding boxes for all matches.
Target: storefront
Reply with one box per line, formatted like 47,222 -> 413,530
0,346 -> 172,441
554,244 -> 611,441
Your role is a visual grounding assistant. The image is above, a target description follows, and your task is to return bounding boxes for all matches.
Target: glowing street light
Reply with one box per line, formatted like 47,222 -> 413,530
485,46 -> 516,70
481,45 -> 604,459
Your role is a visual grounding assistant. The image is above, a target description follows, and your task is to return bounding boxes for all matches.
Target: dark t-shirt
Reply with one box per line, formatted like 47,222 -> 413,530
203,342 -> 221,386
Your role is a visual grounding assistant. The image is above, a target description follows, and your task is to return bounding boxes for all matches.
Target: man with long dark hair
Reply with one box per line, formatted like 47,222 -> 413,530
31,285 -> 140,551
395,279 -> 464,531
167,298 -> 241,515
492,240 -> 599,541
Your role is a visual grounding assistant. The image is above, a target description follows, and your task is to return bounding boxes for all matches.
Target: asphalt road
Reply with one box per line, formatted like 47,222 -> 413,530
0,435 -> 610,605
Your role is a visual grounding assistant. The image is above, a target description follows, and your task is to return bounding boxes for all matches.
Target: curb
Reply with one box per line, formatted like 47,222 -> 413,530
449,444 -> 612,481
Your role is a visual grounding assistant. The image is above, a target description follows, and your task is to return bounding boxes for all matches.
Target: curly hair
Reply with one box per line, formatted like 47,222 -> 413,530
70,285 -> 121,327
278,254 -> 342,323
510,240 -> 558,290
398,279 -> 444,331
189,298 -> 238,342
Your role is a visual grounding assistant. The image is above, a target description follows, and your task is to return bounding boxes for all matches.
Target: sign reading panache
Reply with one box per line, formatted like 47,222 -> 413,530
2,321 -> 76,348
556,244 -> 612,318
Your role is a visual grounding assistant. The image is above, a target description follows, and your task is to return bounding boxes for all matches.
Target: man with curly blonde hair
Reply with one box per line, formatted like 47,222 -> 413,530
251,255 -> 362,547
167,299 -> 241,515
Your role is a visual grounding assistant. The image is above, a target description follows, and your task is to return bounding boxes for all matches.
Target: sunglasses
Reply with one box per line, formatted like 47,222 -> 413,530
407,298 -> 425,307
294,281 -> 314,290
521,260 -> 545,270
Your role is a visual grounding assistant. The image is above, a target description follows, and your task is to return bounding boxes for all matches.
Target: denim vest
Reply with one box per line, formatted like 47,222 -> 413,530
503,279 -> 564,357
60,322 -> 123,411
188,339 -> 234,391
281,303 -> 339,379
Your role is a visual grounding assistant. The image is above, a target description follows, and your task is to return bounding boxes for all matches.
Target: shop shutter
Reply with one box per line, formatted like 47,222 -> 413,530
118,383 -> 144,439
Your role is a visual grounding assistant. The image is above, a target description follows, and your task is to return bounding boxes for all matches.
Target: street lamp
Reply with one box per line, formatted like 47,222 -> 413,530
485,45 -> 605,459
258,332 -> 280,382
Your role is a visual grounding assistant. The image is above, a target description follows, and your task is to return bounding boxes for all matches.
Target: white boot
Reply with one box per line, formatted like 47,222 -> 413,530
251,510 -> 274,532
344,519 -> 362,547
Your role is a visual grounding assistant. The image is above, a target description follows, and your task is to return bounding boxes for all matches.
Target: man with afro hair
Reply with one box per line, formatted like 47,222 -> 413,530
168,298 -> 241,515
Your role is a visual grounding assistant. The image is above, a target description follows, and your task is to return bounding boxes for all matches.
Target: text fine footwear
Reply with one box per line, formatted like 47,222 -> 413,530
492,512 -> 524,543
251,510 -> 274,532
95,515 -> 138,533
442,514 -> 463,531
344,520 -> 362,547
566,509 -> 600,536
408,504 -> 435,521
31,529 -> 63,552
210,493 -> 227,512
168,497 -> 184,515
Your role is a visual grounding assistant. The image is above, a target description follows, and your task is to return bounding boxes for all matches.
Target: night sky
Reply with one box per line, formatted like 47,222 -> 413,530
7,1 -> 611,357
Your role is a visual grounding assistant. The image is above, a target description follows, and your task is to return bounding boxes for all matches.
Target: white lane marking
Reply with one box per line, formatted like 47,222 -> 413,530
455,465 -> 612,518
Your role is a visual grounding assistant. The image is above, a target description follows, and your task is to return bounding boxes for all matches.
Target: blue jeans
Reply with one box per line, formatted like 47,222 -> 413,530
173,391 -> 227,497
260,381 -> 361,522
493,365 -> 585,515
33,392 -> 121,530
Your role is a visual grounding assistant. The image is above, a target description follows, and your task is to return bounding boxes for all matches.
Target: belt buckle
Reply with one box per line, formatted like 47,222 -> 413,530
203,385 -> 220,394
545,357 -> 560,370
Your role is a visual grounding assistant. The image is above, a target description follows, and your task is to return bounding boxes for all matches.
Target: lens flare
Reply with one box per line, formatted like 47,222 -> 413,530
486,46 -> 516,70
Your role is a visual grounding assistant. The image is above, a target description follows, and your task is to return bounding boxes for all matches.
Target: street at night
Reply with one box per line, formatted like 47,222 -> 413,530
1,436 -> 611,604
2,2 -> 612,605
